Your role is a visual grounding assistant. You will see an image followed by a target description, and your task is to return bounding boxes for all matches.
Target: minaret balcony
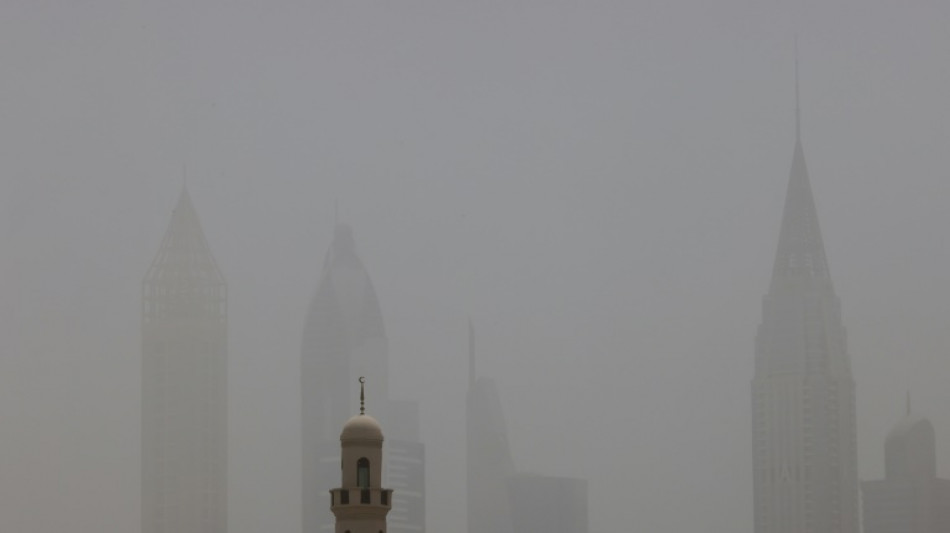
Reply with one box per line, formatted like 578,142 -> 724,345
329,488 -> 393,509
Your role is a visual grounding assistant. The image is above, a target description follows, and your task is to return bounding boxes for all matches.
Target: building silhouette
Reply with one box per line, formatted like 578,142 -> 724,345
302,224 -> 424,533
465,322 -> 588,533
862,399 -> 950,533
751,73 -> 859,533
330,379 -> 393,533
142,187 -> 228,533
466,320 -> 516,533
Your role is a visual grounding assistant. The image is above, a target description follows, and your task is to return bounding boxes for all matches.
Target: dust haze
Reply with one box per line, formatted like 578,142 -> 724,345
1,2 -> 948,532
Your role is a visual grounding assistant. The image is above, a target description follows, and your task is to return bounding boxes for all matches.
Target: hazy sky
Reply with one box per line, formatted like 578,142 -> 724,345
1,2 -> 948,532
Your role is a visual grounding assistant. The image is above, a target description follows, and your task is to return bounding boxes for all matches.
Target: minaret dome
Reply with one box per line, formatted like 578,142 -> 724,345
330,378 -> 392,533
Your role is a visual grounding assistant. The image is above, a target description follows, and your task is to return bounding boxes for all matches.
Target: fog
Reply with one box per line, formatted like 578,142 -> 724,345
1,1 -> 949,532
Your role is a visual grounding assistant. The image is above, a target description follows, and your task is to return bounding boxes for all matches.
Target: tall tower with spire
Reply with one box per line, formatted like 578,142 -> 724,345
861,395 -> 950,533
142,187 -> 228,533
302,224 -> 423,533
466,320 -> 515,533
751,64 -> 859,533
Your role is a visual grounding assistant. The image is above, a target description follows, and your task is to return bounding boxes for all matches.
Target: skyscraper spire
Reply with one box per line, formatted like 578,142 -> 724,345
769,57 -> 830,286
145,186 -> 225,287
468,318 -> 476,390
794,37 -> 801,142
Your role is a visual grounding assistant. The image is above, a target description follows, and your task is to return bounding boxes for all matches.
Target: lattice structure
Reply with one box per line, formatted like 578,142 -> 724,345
142,187 -> 227,533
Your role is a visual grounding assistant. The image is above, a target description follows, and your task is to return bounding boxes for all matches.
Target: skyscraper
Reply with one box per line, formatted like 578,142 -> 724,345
466,321 -> 515,533
142,187 -> 228,533
751,72 -> 859,533
862,400 -> 950,533
302,224 -> 424,533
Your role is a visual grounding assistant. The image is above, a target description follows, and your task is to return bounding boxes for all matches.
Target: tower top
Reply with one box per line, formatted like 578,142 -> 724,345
144,185 -> 225,287
795,36 -> 801,142
341,377 -> 383,442
468,318 -> 476,389
769,56 -> 830,287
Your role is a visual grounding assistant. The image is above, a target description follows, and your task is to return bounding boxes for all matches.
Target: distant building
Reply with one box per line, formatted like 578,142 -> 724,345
385,400 -> 425,533
751,73 -> 859,533
142,187 -> 228,533
466,321 -> 515,533
302,224 -> 424,533
508,474 -> 588,533
862,402 -> 950,533
330,379 -> 393,533
465,322 -> 589,533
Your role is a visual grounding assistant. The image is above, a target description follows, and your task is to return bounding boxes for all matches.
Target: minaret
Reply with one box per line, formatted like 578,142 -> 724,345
331,378 -> 393,533
751,59 -> 859,533
466,320 -> 515,533
142,186 -> 228,533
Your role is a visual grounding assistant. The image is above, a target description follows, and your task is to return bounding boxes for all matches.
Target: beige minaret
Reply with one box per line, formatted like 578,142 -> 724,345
330,378 -> 393,533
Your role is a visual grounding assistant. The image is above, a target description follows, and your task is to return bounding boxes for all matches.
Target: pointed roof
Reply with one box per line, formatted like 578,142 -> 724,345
770,70 -> 830,285
310,224 -> 386,340
144,186 -> 225,285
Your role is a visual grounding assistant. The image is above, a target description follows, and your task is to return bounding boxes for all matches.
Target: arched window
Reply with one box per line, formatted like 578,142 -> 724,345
357,458 -> 370,488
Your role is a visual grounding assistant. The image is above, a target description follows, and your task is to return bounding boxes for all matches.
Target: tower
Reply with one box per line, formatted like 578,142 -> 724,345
466,320 -> 515,533
750,65 -> 859,533
330,378 -> 393,533
302,224 -> 424,533
142,187 -> 228,533
861,399 -> 950,533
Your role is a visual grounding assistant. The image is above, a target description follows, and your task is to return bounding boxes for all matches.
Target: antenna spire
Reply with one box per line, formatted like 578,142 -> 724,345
468,318 -> 475,389
359,376 -> 366,415
794,36 -> 801,141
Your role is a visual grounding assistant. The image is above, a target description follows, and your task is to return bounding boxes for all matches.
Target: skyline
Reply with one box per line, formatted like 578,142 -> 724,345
1,2 -> 949,533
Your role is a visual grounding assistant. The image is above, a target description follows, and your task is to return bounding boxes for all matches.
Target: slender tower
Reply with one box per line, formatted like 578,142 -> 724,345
466,320 -> 515,533
142,187 -> 228,533
751,60 -> 859,533
331,378 -> 393,533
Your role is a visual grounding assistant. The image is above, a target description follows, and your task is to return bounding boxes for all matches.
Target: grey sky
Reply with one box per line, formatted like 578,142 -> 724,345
1,1 -> 948,532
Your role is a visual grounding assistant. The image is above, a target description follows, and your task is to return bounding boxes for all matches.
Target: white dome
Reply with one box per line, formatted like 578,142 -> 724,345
340,414 -> 383,442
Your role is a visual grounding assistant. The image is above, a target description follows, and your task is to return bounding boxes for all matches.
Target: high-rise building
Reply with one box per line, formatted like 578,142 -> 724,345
142,187 -> 228,533
466,321 -> 515,533
862,400 -> 950,533
330,379 -> 393,533
302,224 -> 424,533
751,72 -> 859,533
385,400 -> 425,533
508,474 -> 588,533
